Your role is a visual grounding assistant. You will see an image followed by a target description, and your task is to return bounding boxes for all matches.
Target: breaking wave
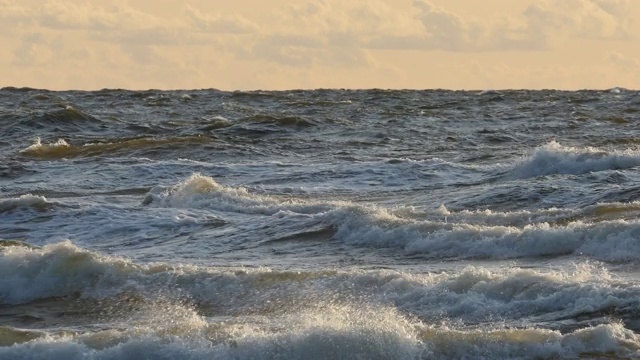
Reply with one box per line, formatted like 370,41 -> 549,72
0,194 -> 52,213
510,141 -> 640,179
1,316 -> 637,359
1,242 -> 639,359
143,174 -> 640,262
3,241 -> 639,325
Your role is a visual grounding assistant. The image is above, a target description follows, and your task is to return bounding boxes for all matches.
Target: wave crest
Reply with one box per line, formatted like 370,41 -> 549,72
19,136 -> 212,159
143,173 -> 330,215
510,141 -> 640,179
0,194 -> 51,213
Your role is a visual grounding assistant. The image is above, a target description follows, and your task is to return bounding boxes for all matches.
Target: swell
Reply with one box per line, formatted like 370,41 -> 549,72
3,241 -> 640,330
2,242 -> 640,358
7,106 -> 107,135
18,136 -> 213,159
238,114 -> 317,128
144,174 -> 640,262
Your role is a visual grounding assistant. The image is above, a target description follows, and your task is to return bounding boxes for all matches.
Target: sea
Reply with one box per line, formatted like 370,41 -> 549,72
1,87 -> 640,359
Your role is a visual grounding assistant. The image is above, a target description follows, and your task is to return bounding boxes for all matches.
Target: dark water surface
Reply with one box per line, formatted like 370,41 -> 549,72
2,87 -> 640,359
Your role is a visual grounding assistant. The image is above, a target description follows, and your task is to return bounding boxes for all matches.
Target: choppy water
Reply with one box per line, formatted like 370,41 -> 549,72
2,87 -> 640,359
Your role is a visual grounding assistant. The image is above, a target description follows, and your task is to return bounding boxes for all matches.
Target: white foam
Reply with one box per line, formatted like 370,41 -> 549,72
19,137 -> 69,153
142,174 -> 640,262
510,141 -> 640,179
1,318 -> 637,359
320,200 -> 640,261
0,241 -> 137,304
143,173 -> 331,215
0,194 -> 50,212
418,322 -> 639,359
0,303 -> 422,359
384,263 -> 640,324
3,241 -> 640,329
3,242 -> 640,358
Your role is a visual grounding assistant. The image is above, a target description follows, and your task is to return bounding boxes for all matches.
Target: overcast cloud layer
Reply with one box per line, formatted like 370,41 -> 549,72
1,0 -> 638,90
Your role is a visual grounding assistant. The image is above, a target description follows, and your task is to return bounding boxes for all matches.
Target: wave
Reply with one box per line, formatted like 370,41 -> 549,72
3,241 -> 640,329
329,206 -> 640,261
1,325 -> 637,359
19,136 -> 212,159
0,303 -> 637,359
3,317 -> 637,360
510,141 -> 640,179
239,114 -> 317,128
7,106 -> 108,136
0,194 -> 51,213
43,106 -> 98,123
143,173 -> 331,215
3,242 -> 640,357
0,327 -> 44,347
142,174 -> 640,262
0,241 -> 138,305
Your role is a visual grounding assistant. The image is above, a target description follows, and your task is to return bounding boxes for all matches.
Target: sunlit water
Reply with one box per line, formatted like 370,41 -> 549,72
2,87 -> 640,359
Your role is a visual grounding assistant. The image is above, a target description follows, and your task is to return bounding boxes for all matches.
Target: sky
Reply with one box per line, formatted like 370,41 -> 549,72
1,0 -> 639,90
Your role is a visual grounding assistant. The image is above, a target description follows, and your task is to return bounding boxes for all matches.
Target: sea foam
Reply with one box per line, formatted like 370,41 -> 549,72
0,194 -> 51,213
510,141 -> 640,179
2,241 -> 639,328
143,174 -> 640,261
0,317 -> 637,359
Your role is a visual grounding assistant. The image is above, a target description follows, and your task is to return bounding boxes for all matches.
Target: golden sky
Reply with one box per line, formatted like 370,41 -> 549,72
1,0 -> 639,90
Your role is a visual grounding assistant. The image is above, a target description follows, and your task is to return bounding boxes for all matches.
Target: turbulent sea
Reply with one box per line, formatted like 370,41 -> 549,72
2,87 -> 640,359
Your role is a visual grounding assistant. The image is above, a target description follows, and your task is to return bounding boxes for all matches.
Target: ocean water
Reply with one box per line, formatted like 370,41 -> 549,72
1,87 -> 640,359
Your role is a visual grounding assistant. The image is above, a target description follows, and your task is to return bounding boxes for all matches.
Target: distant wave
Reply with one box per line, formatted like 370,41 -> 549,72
510,141 -> 640,179
19,136 -> 213,159
239,114 -> 317,128
7,106 -> 106,135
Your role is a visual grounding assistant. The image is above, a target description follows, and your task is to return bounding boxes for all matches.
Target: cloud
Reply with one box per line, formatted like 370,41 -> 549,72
0,0 -> 33,29
368,1 -> 530,52
369,0 -> 633,52
39,1 -> 116,30
607,51 -> 640,71
240,0 -> 637,68
412,0 -> 472,50
2,1 -> 143,34
185,5 -> 257,34
12,33 -> 53,66
250,34 -> 372,68
523,0 -> 631,40
2,0 -> 639,90
249,0 -> 420,68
